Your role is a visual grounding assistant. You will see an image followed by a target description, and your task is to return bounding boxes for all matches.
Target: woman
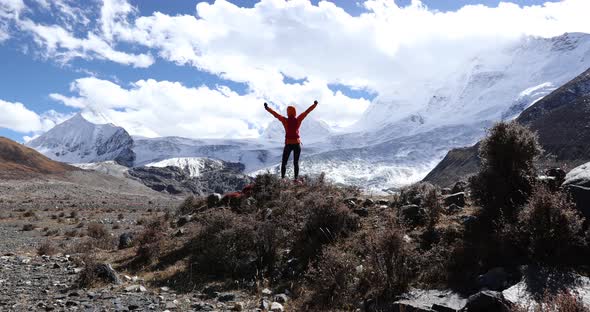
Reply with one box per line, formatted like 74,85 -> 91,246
264,100 -> 318,180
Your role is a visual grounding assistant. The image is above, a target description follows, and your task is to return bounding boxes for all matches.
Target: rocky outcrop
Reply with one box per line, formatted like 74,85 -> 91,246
127,165 -> 253,196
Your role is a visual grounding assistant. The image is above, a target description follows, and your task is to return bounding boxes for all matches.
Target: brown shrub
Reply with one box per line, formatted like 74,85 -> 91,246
135,218 -> 167,265
291,197 -> 359,272
188,210 -> 263,280
518,186 -> 585,266
304,245 -> 360,310
470,121 -> 542,221
86,223 -> 114,250
177,195 -> 205,215
361,226 -> 413,300
37,240 -> 59,256
22,223 -> 36,231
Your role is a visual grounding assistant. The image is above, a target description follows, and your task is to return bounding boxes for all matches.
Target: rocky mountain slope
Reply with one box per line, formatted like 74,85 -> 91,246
424,67 -> 590,186
0,136 -> 77,178
26,113 -> 135,166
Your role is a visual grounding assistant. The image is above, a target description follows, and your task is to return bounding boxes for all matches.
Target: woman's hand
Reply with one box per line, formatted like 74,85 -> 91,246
314,100 -> 318,105
264,102 -> 268,109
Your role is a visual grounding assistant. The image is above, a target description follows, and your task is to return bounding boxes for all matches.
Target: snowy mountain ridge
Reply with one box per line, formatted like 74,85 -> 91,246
25,33 -> 590,192
26,113 -> 135,166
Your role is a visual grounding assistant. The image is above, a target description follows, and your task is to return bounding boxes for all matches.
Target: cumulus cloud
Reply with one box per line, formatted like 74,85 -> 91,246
110,0 -> 590,93
49,76 -> 370,138
1,0 -> 153,67
0,99 -> 42,132
0,98 -> 72,136
5,0 -> 590,139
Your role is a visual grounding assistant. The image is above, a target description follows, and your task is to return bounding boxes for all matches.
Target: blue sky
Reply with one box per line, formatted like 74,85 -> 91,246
0,0 -> 581,142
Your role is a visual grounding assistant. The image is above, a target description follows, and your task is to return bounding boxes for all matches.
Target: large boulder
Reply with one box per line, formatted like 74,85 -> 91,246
563,162 -> 590,218
477,267 -> 515,291
460,291 -> 511,312
443,192 -> 466,207
394,289 -> 467,312
503,266 -> 590,308
400,204 -> 425,225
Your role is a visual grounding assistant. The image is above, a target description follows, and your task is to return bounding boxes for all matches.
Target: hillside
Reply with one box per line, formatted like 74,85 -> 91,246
0,136 -> 77,178
423,67 -> 590,186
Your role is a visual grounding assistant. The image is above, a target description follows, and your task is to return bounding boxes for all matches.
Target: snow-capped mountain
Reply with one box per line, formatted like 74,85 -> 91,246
290,33 -> 590,190
145,157 -> 244,178
26,113 -> 135,166
260,117 -> 332,143
25,33 -> 590,192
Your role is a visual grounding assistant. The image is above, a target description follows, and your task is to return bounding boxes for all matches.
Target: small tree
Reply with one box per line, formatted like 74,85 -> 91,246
470,121 -> 542,221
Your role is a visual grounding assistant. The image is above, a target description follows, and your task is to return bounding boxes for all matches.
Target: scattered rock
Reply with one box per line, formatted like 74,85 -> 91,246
218,293 -> 236,302
176,215 -> 191,227
270,302 -> 284,312
363,198 -> 375,207
88,263 -> 122,285
353,207 -> 369,217
125,285 -> 147,293
260,299 -> 270,310
443,192 -> 465,207
446,204 -> 461,214
207,193 -> 222,207
452,181 -> 468,194
274,294 -> 288,303
118,232 -> 134,249
261,288 -> 272,296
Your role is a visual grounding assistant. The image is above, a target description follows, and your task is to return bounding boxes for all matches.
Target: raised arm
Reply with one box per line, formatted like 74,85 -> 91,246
297,100 -> 318,122
264,102 -> 286,122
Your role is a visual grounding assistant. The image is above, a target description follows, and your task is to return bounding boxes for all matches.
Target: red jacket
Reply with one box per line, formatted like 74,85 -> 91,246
266,103 -> 318,144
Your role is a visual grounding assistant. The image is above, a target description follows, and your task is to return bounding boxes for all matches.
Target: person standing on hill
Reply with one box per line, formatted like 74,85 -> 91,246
264,100 -> 318,180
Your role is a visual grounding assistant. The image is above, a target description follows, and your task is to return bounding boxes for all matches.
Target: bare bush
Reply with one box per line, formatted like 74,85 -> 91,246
518,186 -> 585,266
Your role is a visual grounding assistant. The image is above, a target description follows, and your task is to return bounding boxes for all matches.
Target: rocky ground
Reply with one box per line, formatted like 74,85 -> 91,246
0,173 -> 290,311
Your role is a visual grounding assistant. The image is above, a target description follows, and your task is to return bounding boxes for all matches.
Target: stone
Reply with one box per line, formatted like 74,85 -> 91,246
176,215 -> 191,227
400,204 -> 425,224
218,293 -> 236,302
261,288 -> 272,296
460,290 -> 511,312
443,192 -> 465,207
274,294 -> 288,303
118,232 -> 134,249
353,207 -> 369,217
477,267 -> 510,291
207,193 -> 222,207
446,204 -> 461,213
270,302 -> 284,312
89,263 -> 121,285
260,299 -> 270,310
452,181 -> 468,194
174,228 -> 186,237
125,285 -> 147,292
344,199 -> 357,208
363,198 -> 375,207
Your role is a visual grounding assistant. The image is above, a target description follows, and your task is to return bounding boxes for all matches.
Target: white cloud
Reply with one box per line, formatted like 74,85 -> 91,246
110,0 -> 590,94
49,76 -> 370,138
0,99 -> 42,132
0,99 -> 72,135
6,0 -> 590,139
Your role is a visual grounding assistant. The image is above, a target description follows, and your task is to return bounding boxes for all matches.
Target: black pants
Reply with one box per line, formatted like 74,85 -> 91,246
281,144 -> 301,179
